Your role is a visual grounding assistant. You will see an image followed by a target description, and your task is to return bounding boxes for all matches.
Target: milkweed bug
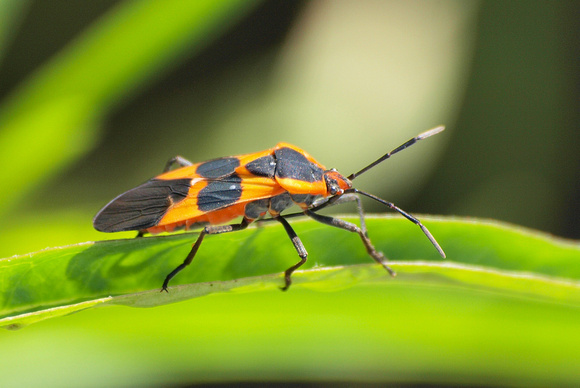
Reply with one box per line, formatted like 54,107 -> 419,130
94,126 -> 446,291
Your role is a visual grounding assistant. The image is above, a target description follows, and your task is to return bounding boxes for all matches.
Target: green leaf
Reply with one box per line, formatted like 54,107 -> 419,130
0,0 -> 258,215
1,216 -> 580,386
2,216 -> 579,329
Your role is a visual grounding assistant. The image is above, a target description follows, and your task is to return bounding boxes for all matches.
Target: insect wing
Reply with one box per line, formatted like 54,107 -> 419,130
93,177 -> 191,232
93,155 -> 285,233
156,174 -> 284,227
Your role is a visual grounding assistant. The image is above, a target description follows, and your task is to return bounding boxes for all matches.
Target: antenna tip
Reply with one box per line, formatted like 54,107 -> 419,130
417,125 -> 445,140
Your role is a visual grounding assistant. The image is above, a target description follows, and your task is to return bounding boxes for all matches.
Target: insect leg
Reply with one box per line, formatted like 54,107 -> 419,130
347,189 -> 446,258
274,215 -> 308,291
258,193 -> 367,232
301,193 -> 368,237
304,209 -> 396,276
320,193 -> 368,237
161,218 -> 251,292
163,155 -> 194,172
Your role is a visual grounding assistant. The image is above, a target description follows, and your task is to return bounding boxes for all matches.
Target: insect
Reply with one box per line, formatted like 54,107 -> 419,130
94,126 -> 446,291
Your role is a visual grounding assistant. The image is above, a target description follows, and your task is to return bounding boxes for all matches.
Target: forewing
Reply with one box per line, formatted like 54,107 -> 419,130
157,174 -> 284,227
93,178 -> 191,232
94,149 -> 283,233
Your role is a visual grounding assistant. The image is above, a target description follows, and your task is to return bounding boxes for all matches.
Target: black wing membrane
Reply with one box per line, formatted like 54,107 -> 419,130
93,178 -> 191,232
195,175 -> 243,212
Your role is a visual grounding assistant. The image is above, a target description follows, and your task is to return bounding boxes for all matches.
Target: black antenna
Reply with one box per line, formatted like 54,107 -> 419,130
347,126 -> 445,181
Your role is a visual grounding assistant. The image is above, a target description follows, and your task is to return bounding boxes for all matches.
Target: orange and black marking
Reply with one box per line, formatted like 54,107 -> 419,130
94,128 -> 447,291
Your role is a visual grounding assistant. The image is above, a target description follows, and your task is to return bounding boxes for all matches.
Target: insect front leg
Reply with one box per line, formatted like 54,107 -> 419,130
163,155 -> 194,172
258,194 -> 368,236
310,193 -> 368,237
274,215 -> 308,291
304,209 -> 396,277
161,218 -> 251,292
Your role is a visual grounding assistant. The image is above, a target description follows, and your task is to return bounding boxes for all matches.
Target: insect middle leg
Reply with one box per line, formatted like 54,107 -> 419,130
274,215 -> 308,291
304,209 -> 396,276
263,193 -> 368,235
161,218 -> 251,292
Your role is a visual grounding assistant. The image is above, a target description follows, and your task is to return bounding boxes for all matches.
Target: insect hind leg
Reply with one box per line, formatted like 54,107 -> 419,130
161,218 -> 251,292
304,209 -> 396,276
163,155 -> 193,172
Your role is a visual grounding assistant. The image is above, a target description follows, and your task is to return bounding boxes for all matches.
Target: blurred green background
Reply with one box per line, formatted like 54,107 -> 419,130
0,1 -> 579,387
0,0 -> 578,259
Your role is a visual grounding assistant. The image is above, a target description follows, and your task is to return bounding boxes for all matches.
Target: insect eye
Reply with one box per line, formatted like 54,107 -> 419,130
324,174 -> 343,196
330,185 -> 343,195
